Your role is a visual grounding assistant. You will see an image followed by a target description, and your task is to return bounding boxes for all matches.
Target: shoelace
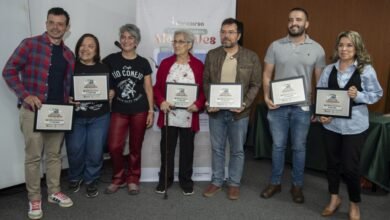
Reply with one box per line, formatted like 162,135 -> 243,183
53,192 -> 67,200
31,201 -> 41,210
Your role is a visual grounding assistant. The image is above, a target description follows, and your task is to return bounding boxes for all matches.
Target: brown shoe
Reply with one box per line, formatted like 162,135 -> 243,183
321,198 -> 341,216
104,183 -> 126,194
128,183 -> 140,195
203,184 -> 221,197
227,186 -> 240,200
260,184 -> 281,199
290,186 -> 304,203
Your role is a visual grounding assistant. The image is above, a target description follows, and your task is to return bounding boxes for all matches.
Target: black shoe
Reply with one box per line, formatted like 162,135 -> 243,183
69,179 -> 83,193
155,182 -> 172,194
182,187 -> 194,196
86,181 -> 99,198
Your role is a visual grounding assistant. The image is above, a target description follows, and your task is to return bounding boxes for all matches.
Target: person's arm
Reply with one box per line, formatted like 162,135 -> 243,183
262,62 -> 278,109
352,65 -> 383,104
144,74 -> 154,127
203,52 -> 219,112
153,60 -> 172,113
188,61 -> 205,113
314,67 -> 323,84
244,53 -> 262,107
2,39 -> 42,111
231,53 -> 262,113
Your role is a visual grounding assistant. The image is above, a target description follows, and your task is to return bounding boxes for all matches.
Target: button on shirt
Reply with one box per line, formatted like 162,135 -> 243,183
317,60 -> 383,134
46,44 -> 66,104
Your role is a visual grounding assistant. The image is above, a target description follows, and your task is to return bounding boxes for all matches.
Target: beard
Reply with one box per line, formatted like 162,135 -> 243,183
222,38 -> 237,48
288,25 -> 305,37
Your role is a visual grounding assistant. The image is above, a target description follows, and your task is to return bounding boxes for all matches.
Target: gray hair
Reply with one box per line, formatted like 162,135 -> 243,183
174,29 -> 195,50
119,24 -> 141,44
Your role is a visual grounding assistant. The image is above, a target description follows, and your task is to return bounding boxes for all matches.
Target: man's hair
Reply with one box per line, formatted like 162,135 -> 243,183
47,7 -> 70,25
75,33 -> 101,63
289,7 -> 309,20
221,18 -> 243,34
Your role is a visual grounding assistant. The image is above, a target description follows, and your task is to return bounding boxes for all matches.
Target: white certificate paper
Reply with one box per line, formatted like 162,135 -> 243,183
73,74 -> 108,101
166,83 -> 198,109
315,88 -> 352,118
34,104 -> 74,131
209,83 -> 242,109
270,76 -> 306,106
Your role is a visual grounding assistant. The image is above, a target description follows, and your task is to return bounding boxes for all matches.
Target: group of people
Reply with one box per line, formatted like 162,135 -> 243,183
2,6 -> 383,220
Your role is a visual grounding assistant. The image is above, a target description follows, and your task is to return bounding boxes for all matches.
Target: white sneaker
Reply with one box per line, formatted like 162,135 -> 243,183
28,200 -> 43,219
48,192 -> 73,207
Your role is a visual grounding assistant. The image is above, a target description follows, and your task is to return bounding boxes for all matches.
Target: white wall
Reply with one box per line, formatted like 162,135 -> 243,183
0,0 -> 30,189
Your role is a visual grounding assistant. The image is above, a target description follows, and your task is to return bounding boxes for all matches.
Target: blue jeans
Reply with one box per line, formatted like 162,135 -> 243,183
209,111 -> 249,187
65,113 -> 110,184
267,106 -> 310,187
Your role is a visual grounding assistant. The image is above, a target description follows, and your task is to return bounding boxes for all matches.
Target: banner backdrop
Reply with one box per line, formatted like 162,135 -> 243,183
136,0 -> 236,181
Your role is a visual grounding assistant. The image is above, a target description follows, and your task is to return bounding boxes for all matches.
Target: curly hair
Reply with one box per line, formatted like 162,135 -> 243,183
332,31 -> 372,73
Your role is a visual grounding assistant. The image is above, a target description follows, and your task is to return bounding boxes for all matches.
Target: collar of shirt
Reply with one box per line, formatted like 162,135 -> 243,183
283,34 -> 314,44
335,59 -> 358,73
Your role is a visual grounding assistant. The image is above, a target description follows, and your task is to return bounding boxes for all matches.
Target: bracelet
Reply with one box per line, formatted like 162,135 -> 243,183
148,110 -> 154,113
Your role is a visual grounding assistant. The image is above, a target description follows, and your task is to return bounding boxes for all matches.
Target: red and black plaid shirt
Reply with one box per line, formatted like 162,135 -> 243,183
2,32 -> 75,105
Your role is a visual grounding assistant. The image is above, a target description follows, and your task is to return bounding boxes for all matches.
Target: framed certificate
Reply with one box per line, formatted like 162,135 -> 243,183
166,83 -> 198,109
270,76 -> 306,106
209,83 -> 242,109
73,73 -> 109,101
34,104 -> 74,131
315,88 -> 352,118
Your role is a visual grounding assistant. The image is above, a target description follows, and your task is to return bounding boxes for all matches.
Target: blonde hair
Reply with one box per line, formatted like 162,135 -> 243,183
332,31 -> 372,73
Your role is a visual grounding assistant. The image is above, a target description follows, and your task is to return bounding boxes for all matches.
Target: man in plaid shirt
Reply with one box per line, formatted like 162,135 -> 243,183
2,7 -> 75,220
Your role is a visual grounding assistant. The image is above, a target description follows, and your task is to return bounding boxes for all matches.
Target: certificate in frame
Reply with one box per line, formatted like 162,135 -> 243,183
208,83 -> 242,109
270,76 -> 306,106
315,88 -> 352,118
34,104 -> 74,131
165,83 -> 198,109
73,73 -> 109,101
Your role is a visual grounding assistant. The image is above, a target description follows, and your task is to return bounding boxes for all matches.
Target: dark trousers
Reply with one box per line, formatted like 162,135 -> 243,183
322,127 -> 367,203
108,112 -> 147,185
159,126 -> 195,190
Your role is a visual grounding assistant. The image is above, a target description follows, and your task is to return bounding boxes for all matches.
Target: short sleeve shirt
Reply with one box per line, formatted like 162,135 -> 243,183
103,53 -> 152,114
264,35 -> 326,105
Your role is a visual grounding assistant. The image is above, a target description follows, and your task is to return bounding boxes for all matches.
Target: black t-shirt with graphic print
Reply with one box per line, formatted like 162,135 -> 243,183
103,52 -> 152,114
72,61 -> 110,118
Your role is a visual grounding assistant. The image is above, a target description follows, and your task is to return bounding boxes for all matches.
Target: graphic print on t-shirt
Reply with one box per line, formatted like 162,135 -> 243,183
76,102 -> 103,112
119,78 -> 136,99
114,65 -> 144,104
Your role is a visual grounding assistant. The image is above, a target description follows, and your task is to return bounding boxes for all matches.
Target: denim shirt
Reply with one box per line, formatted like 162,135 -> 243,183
317,60 -> 383,134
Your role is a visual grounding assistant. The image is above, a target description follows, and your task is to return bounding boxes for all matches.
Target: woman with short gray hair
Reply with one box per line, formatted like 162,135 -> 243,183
103,23 -> 154,195
153,29 -> 205,195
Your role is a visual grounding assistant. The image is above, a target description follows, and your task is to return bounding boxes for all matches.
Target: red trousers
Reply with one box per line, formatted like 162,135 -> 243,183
108,112 -> 147,185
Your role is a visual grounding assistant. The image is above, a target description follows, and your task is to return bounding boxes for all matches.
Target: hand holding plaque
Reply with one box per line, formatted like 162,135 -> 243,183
315,88 -> 352,118
34,104 -> 74,131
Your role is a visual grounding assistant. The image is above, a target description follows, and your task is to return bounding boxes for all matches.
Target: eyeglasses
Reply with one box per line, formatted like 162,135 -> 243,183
172,40 -> 190,45
220,31 -> 238,35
